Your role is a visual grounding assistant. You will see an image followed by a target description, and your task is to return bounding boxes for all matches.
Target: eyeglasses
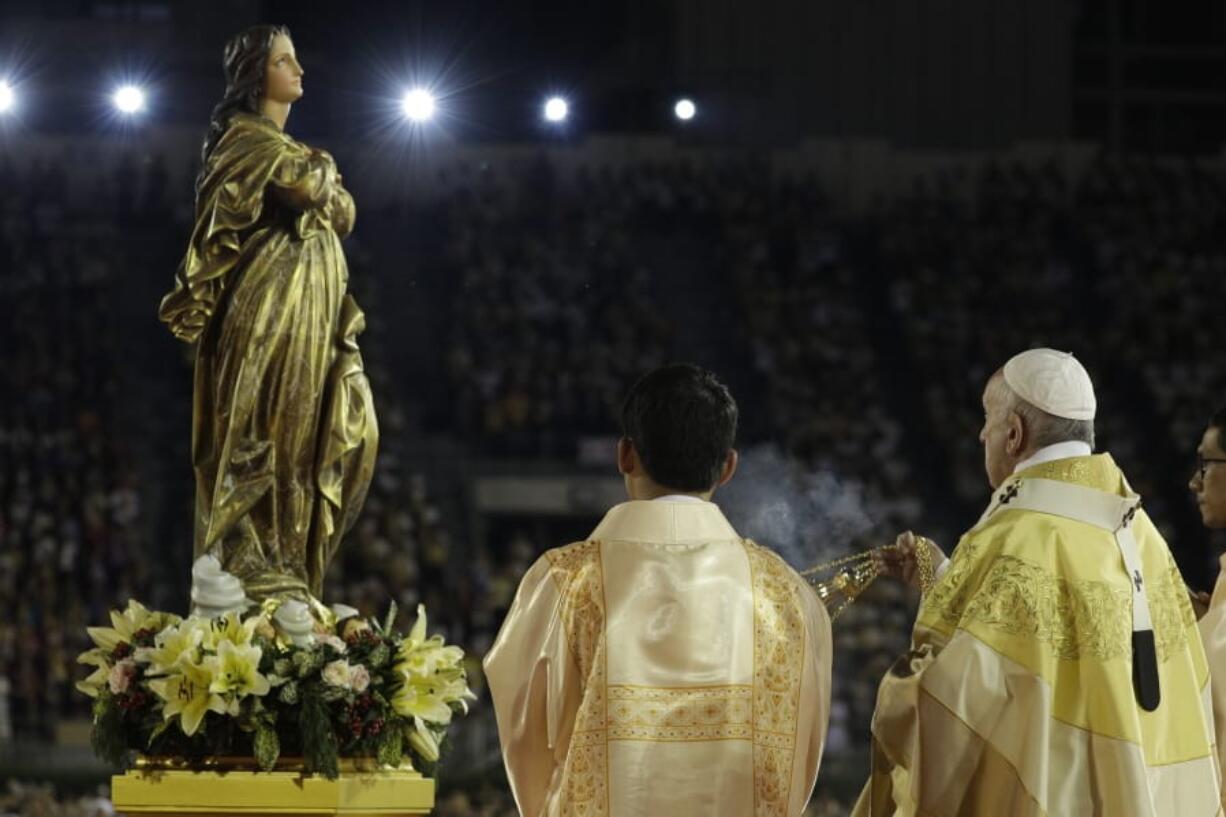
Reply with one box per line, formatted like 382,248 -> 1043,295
1196,454 -> 1226,480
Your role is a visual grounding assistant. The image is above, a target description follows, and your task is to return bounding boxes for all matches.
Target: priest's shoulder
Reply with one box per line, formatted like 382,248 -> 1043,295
741,539 -> 831,634
742,538 -> 793,570
528,540 -> 604,588
743,539 -> 821,593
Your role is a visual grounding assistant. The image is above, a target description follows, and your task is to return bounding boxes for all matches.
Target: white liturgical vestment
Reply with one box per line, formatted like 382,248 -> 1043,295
484,499 -> 833,817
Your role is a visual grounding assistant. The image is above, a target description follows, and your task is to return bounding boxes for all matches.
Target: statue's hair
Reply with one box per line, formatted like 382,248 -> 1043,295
196,25 -> 290,198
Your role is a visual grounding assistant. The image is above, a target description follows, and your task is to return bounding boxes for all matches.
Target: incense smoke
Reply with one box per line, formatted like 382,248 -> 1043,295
717,444 -> 882,570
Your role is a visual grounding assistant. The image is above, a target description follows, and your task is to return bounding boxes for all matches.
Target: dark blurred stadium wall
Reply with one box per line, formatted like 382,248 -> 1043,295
673,0 -> 1074,147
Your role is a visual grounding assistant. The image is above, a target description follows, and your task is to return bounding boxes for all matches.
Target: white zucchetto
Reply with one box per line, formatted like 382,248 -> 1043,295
1002,348 -> 1096,421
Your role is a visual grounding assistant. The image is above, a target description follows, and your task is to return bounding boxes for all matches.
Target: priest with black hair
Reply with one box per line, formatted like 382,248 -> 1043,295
485,363 -> 832,817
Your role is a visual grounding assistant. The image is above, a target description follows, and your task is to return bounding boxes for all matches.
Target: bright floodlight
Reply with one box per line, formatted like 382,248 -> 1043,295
674,98 -> 696,121
113,85 -> 145,114
402,88 -> 435,122
543,96 -> 568,123
0,80 -> 13,113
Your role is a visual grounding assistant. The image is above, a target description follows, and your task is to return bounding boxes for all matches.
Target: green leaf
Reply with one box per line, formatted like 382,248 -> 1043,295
278,681 -> 300,705
300,689 -> 339,780
90,695 -> 129,767
376,725 -> 403,768
146,720 -> 170,749
382,601 -> 398,635
320,684 -> 348,702
367,643 -> 390,669
293,649 -> 324,679
254,725 -> 280,772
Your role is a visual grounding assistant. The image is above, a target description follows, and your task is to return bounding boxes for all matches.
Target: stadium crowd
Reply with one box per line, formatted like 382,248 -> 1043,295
3,144 -> 1224,815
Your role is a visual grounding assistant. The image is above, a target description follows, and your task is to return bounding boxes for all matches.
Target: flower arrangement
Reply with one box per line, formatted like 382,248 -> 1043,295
77,599 -> 473,779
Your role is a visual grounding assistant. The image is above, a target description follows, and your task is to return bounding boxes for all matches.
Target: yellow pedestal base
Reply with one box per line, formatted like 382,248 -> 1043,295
112,760 -> 435,816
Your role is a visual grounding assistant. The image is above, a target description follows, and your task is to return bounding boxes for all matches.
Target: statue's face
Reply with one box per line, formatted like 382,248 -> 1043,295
263,33 -> 303,105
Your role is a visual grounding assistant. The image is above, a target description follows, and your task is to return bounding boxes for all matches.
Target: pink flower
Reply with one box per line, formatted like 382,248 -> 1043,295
108,659 -> 137,695
350,664 -> 371,693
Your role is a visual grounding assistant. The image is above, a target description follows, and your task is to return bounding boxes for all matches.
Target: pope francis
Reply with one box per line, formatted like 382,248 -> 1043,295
485,364 -> 833,817
855,348 -> 1220,816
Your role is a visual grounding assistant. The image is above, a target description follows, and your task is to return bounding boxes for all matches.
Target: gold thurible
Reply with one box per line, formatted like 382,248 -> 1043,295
803,536 -> 938,620
802,550 -> 882,620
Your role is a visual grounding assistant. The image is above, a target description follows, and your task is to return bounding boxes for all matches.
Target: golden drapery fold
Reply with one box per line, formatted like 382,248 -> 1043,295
159,112 -> 375,605
854,455 -> 1221,817
484,500 -> 832,817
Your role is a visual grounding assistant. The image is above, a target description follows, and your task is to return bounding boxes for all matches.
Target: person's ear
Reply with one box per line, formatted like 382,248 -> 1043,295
1006,412 -> 1025,456
715,449 -> 739,488
617,437 -> 636,476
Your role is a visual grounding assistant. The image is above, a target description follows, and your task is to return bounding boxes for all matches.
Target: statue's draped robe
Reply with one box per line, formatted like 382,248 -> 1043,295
159,112 -> 377,603
1199,552 -> 1226,814
853,455 -> 1220,817
484,499 -> 832,817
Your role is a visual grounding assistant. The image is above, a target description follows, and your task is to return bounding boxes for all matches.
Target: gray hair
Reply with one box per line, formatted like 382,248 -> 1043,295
1002,382 -> 1096,450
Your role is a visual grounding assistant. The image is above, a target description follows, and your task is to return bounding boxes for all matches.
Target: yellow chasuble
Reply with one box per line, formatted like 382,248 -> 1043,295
1199,552 -> 1226,814
853,454 -> 1220,817
484,499 -> 832,817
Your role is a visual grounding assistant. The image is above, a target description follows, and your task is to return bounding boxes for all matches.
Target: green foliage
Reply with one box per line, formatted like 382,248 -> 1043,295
320,683 -> 349,703
90,695 -> 129,767
300,689 -> 339,779
293,649 -> 325,679
254,725 -> 281,771
380,601 -> 398,635
429,730 -> 451,780
376,724 -> 403,768
366,642 -> 390,668
146,719 -> 170,749
278,680 -> 301,705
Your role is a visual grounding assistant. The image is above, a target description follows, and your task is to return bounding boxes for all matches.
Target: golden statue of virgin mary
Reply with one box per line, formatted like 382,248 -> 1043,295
158,25 -> 377,610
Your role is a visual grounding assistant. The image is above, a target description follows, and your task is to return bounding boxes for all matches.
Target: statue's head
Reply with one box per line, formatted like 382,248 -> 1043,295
220,25 -> 298,115
197,25 -> 294,195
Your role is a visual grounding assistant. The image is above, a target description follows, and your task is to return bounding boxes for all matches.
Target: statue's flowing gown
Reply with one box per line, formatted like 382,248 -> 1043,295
159,111 -> 377,603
